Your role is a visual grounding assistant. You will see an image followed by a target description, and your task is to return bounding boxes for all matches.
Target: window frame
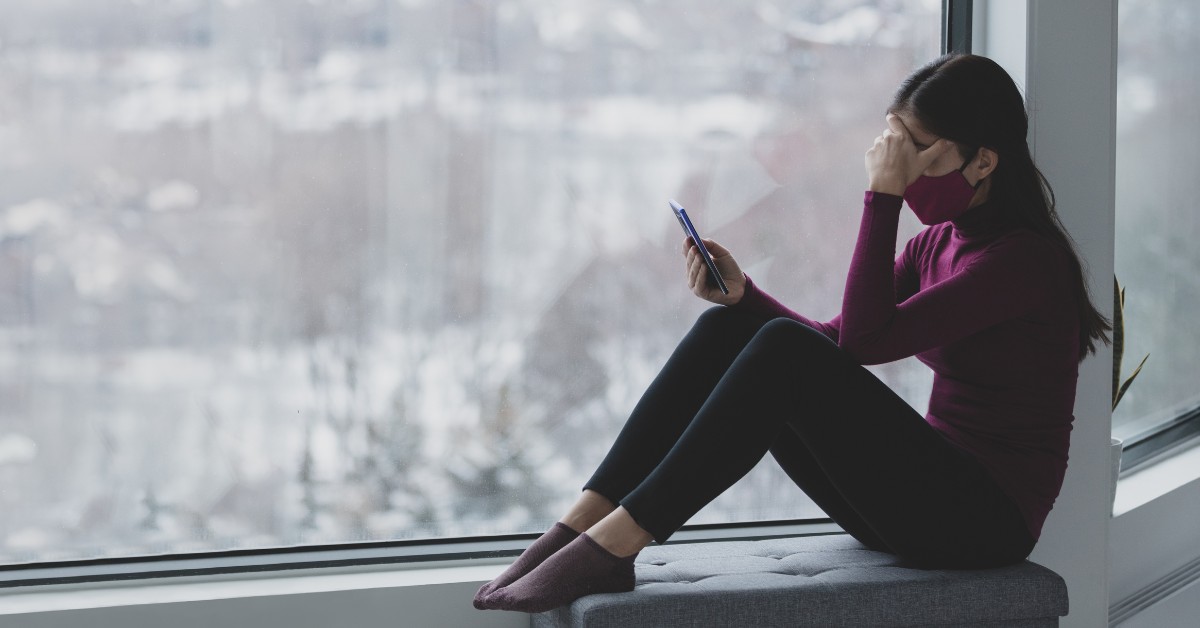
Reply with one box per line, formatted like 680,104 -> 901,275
1119,404 -> 1200,473
0,1 -> 963,588
0,519 -> 845,589
1109,0 -> 1200,476
943,0 -> 974,54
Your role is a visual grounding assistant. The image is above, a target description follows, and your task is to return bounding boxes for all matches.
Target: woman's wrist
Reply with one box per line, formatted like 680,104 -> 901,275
867,179 -> 907,197
864,190 -> 905,209
728,273 -> 753,307
727,276 -> 746,305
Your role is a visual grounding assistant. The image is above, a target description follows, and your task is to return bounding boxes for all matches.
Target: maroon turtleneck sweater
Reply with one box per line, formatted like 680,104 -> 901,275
733,191 -> 1079,540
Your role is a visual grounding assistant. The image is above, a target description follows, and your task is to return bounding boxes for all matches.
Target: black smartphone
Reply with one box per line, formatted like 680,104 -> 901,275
669,199 -> 729,295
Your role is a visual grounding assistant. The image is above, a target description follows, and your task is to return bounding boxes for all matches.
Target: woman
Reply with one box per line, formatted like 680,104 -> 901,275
475,53 -> 1110,614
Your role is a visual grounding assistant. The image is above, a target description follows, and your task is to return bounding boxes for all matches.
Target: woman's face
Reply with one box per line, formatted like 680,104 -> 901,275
895,109 -> 993,207
894,111 -> 975,178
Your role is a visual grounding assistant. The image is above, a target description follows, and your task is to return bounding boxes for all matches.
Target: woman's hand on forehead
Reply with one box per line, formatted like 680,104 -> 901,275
864,114 -> 953,195
892,113 -> 940,151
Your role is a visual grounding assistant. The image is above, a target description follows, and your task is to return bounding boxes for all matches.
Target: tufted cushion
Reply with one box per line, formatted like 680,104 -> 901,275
530,533 -> 1068,627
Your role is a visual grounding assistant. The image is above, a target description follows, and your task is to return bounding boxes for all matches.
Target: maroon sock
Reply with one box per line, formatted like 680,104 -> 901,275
473,522 -> 580,610
480,533 -> 637,613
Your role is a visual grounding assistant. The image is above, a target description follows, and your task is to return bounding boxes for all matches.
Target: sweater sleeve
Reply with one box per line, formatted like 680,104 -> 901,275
838,191 -> 1059,365
732,274 -> 841,343
894,231 -> 921,304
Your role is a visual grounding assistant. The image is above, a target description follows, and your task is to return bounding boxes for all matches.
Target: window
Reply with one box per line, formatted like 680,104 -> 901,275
0,0 -> 941,571
1113,0 -> 1200,457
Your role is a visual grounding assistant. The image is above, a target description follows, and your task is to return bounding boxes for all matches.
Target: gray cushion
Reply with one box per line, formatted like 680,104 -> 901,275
531,533 -> 1068,627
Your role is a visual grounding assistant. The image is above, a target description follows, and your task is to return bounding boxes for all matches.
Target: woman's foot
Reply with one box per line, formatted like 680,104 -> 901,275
472,522 -> 579,609
480,507 -> 653,613
473,490 -> 616,609
481,533 -> 637,613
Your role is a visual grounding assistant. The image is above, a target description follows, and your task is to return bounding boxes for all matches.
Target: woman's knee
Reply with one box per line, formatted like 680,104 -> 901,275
754,317 -> 838,352
733,319 -> 844,382
694,305 -> 742,330
691,306 -> 767,341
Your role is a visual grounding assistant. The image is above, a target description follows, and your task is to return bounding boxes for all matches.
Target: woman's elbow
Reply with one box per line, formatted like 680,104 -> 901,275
836,337 -> 891,365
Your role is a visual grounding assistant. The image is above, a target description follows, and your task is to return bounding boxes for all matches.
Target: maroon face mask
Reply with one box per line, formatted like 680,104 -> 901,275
903,157 -> 981,225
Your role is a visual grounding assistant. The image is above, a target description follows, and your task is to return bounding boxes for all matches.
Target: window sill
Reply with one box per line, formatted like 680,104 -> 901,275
0,521 -> 843,618
0,559 -> 510,617
1112,436 -> 1200,518
1109,435 -> 1200,616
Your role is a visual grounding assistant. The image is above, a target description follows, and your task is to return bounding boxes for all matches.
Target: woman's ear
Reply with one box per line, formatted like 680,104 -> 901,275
973,146 -> 999,181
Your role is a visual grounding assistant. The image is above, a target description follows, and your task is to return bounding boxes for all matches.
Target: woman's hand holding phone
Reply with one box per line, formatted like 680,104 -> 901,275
684,237 -> 745,305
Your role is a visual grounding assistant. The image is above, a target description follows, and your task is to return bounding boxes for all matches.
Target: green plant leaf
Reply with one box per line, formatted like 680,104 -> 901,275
1112,353 -> 1149,411
1113,276 -> 1124,406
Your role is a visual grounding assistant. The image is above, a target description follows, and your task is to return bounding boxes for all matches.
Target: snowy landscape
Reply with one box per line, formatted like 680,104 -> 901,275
2,0 -> 1191,567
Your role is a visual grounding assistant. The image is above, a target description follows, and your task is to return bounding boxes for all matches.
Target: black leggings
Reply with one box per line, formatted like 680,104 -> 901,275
583,307 -> 1035,569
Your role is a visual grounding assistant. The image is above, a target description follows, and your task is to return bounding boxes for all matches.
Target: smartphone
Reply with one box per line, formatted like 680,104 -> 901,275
669,199 -> 729,295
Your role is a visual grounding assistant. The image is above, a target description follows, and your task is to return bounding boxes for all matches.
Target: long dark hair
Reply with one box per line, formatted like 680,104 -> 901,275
888,53 -> 1110,360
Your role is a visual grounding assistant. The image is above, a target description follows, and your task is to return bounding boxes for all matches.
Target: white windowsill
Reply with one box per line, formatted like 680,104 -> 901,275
0,521 -> 844,617
0,558 -> 510,616
1112,437 -> 1200,518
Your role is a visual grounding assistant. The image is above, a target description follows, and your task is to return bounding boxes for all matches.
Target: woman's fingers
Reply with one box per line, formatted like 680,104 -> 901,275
688,250 -> 707,293
702,238 -> 738,282
687,248 -> 713,296
885,113 -> 909,139
684,245 -> 698,287
917,138 -> 954,168
683,238 -> 695,287
702,238 -> 730,258
866,115 -> 926,195
682,236 -> 743,304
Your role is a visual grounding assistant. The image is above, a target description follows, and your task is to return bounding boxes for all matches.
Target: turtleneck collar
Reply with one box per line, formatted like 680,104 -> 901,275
950,198 -> 1011,239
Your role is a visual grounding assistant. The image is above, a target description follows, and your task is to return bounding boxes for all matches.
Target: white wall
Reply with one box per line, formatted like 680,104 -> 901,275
1011,2 -> 1200,626
1110,471 -> 1200,624
1117,579 -> 1200,628
1012,1 -> 1118,627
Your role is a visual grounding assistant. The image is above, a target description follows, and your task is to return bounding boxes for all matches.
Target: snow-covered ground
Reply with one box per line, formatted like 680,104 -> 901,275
0,0 -> 957,564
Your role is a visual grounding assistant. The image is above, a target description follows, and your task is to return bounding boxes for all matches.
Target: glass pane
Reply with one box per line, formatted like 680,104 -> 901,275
1114,0 -> 1200,436
0,0 -> 940,564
